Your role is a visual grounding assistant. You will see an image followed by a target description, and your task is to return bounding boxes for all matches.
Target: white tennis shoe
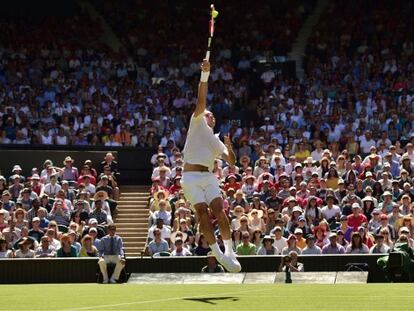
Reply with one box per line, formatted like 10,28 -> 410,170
217,252 -> 241,273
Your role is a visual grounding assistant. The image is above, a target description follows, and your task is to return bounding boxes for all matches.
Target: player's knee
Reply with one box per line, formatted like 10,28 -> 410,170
209,197 -> 223,216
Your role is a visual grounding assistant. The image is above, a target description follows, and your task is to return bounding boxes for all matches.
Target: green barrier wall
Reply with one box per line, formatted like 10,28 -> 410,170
0,255 -> 387,284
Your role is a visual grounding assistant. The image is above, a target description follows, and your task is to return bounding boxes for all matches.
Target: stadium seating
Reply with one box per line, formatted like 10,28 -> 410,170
1,0 -> 414,265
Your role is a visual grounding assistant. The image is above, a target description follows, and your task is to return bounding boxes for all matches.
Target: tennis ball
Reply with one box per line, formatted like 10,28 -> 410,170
212,10 -> 219,18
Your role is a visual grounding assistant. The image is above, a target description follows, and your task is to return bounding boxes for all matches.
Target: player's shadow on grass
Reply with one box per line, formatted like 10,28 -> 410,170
184,297 -> 239,305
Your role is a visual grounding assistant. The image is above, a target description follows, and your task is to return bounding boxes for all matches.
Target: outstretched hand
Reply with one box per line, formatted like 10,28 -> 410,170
224,135 -> 232,148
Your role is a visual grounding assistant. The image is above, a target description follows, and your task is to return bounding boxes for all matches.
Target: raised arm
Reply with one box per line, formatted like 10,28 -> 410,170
194,59 -> 211,117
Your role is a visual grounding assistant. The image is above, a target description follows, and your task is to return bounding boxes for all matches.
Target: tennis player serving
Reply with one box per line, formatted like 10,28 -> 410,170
181,59 -> 241,272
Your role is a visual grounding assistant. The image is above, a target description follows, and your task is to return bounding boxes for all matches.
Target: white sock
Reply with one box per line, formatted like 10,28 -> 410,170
209,242 -> 223,258
223,239 -> 233,254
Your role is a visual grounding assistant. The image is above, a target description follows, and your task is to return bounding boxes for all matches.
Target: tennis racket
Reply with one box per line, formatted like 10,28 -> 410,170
205,4 -> 219,61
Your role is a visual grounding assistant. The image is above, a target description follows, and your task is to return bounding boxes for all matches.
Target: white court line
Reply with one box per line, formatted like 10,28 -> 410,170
250,295 -> 414,299
60,287 -> 273,311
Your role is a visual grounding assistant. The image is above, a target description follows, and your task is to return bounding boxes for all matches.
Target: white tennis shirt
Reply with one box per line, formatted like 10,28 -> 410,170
183,112 -> 227,172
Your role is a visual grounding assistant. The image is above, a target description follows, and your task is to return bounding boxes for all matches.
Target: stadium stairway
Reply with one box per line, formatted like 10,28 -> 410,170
288,0 -> 329,79
114,185 -> 149,257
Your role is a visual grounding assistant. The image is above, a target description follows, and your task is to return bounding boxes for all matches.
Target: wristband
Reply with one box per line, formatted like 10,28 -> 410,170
200,71 -> 210,82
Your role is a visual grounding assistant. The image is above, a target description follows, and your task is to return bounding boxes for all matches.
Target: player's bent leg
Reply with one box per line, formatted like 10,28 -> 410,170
194,202 -> 228,262
209,197 -> 241,273
209,197 -> 231,240
194,202 -> 216,246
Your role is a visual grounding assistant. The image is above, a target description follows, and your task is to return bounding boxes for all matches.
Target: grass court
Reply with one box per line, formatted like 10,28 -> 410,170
1,283 -> 413,311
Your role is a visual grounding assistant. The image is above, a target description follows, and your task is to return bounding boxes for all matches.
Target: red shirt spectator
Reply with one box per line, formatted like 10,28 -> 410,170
223,175 -> 241,192
347,203 -> 368,231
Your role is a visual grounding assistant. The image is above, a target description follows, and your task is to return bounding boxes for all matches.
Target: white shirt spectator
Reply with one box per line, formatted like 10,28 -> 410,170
148,225 -> 171,241
311,149 -> 324,162
151,166 -> 172,179
56,135 -> 68,145
321,205 -> 341,220
84,184 -> 96,195
44,183 -> 62,197
360,137 -> 377,154
273,237 -> 287,255
260,70 -> 275,83
41,134 -> 53,145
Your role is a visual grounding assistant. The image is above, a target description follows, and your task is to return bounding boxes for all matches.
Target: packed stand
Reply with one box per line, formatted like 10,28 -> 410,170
0,1 -> 314,148
95,0 -> 314,58
0,152 -> 121,258
0,7 -> 135,147
144,0 -> 414,258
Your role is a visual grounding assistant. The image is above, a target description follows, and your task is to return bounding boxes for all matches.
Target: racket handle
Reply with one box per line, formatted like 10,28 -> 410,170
205,50 -> 210,61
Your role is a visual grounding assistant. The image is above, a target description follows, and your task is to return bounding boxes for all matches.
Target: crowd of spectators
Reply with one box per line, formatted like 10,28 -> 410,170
0,1 -> 313,147
0,152 -> 120,258
145,0 -> 414,258
2,0 -> 414,262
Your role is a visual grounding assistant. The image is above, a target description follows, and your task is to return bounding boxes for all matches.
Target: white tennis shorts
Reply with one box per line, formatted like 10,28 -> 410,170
181,172 -> 221,206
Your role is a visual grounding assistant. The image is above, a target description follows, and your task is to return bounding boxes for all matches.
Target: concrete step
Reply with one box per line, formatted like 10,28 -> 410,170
117,215 -> 148,219
118,234 -> 144,238
118,202 -> 148,209
125,246 -> 143,253
125,247 -> 146,250
117,185 -> 150,253
116,213 -> 149,218
118,200 -> 148,203
116,218 -> 148,223
125,246 -> 146,251
117,206 -> 148,210
116,213 -> 148,217
116,223 -> 148,228
117,212 -> 149,216
117,201 -> 148,205
118,232 -> 146,236
118,229 -> 148,234
116,219 -> 148,223
118,231 -> 146,236
118,231 -> 144,236
121,188 -> 148,192
118,204 -> 147,207
125,243 -> 146,248
117,207 -> 148,211
126,249 -> 146,254
125,246 -> 146,252
120,194 -> 148,197
116,223 -> 148,231
122,236 -> 147,241
124,241 -> 147,247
